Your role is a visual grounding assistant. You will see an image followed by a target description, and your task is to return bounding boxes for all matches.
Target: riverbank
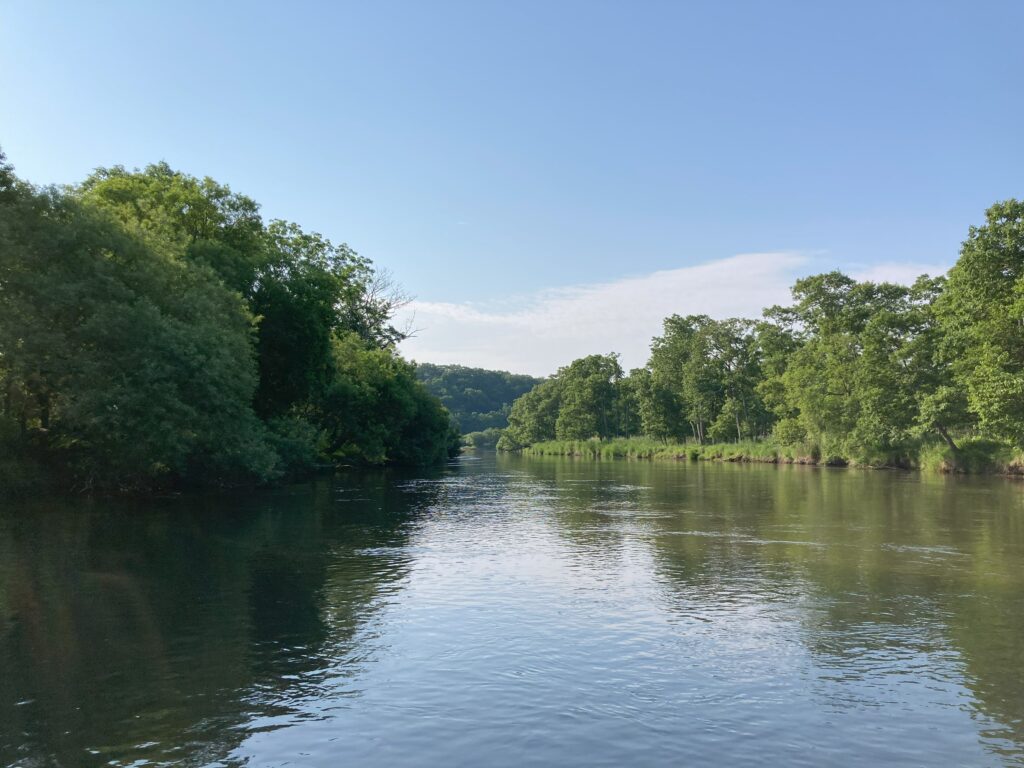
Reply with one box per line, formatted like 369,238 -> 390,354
517,437 -> 1024,475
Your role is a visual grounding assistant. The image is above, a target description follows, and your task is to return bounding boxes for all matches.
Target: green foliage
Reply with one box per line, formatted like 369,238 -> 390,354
502,199 -> 1024,474
0,149 -> 456,492
937,201 -> 1024,446
7,143 -> 1024,484
415,363 -> 541,433
524,438 -> 686,460
613,369 -> 645,437
79,161 -> 266,296
772,417 -> 806,446
496,354 -> 626,449
629,366 -> 685,441
917,437 -> 1018,475
645,315 -> 771,443
554,354 -> 623,439
497,378 -> 562,451
315,334 -> 459,466
0,166 -> 275,490
708,397 -> 744,442
251,220 -> 379,416
523,437 -> 802,464
762,272 -> 960,463
264,416 -> 322,477
462,428 -> 504,450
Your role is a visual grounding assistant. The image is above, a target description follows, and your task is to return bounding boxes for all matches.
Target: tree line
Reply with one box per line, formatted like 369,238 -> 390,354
0,150 -> 459,492
499,200 -> 1024,468
415,363 -> 541,434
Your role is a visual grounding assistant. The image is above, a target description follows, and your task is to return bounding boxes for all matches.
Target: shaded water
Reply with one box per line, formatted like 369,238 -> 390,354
2,454 -> 1024,767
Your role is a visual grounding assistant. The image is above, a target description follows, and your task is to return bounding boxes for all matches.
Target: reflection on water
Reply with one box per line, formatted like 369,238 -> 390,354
2,455 -> 1023,766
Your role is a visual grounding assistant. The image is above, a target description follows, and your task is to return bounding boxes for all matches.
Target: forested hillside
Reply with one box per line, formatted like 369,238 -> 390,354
415,363 -> 541,433
498,200 -> 1024,472
0,150 -> 459,493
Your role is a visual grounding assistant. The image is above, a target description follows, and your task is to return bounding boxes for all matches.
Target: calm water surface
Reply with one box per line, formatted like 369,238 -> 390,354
2,454 -> 1024,767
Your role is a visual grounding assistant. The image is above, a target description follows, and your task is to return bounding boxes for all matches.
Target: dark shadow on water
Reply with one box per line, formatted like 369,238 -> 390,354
2,457 -> 1024,766
0,466 -> 446,767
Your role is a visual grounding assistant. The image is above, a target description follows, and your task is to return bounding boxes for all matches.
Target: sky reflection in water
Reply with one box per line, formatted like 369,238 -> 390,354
1,454 -> 1023,767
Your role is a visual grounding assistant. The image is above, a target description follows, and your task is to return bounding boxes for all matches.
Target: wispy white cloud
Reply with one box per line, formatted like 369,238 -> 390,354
398,252 -> 808,376
398,254 -> 957,377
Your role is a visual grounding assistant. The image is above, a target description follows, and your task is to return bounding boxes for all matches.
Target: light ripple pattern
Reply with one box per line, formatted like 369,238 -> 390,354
0,454 -> 1023,766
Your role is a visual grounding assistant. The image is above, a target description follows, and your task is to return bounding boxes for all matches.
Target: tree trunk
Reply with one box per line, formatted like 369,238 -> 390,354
935,423 -> 959,452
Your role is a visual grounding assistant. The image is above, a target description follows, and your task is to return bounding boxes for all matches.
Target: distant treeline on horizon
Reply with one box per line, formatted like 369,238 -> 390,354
415,363 -> 541,435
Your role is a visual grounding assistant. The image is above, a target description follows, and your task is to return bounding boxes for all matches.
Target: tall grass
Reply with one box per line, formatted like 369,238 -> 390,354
520,436 -> 1024,474
522,438 -> 818,464
917,437 -> 1024,474
524,438 -> 685,460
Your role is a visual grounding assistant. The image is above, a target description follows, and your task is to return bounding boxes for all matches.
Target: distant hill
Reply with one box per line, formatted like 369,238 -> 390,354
415,363 -> 543,434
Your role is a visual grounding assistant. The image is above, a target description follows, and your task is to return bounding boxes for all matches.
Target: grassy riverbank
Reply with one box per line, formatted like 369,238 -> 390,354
520,437 -> 1024,475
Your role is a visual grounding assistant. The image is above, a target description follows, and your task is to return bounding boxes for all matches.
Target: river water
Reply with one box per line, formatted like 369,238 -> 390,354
2,454 -> 1023,767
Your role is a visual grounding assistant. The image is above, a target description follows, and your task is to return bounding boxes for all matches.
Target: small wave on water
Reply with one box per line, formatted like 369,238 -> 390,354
2,455 -> 1023,767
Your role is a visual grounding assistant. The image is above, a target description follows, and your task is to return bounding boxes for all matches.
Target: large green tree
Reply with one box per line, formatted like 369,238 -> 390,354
315,333 -> 459,465
645,315 -> 768,443
0,157 -> 275,490
763,272 -> 956,460
554,354 -> 623,440
497,379 -> 562,450
0,151 -> 458,491
937,200 -> 1024,445
79,162 -> 266,296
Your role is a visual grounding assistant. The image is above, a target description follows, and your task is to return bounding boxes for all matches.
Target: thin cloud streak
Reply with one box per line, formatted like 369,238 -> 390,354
397,254 -> 954,377
399,252 -> 806,376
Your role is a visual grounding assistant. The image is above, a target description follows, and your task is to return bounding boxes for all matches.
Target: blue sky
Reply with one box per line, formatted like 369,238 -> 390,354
2,1 -> 1022,373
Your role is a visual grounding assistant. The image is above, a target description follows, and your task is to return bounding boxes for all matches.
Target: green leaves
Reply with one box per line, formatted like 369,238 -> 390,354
645,315 -> 768,444
414,364 -> 541,434
0,175 -> 272,490
0,151 -> 457,492
937,200 -> 1024,447
497,354 -> 624,449
316,333 -> 458,465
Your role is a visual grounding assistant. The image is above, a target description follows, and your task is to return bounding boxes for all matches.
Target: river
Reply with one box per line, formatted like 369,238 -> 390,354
2,454 -> 1023,766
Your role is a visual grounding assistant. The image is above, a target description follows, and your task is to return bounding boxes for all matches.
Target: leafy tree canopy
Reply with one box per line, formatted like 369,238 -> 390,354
415,363 -> 541,433
500,200 -> 1024,466
0,149 -> 458,493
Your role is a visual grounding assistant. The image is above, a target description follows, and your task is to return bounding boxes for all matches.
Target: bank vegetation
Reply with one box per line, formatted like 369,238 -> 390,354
0,150 -> 459,494
498,200 -> 1024,474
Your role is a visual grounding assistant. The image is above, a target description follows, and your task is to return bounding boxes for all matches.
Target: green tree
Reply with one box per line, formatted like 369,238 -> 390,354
765,272 -> 953,460
414,364 -> 542,433
554,354 -> 623,440
316,333 -> 458,465
0,160 -> 276,490
937,200 -> 1024,446
0,150 -> 459,491
79,162 -> 266,296
252,221 -> 377,416
497,378 -> 562,450
647,315 -> 767,443
614,370 -> 644,437
629,366 -> 686,442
